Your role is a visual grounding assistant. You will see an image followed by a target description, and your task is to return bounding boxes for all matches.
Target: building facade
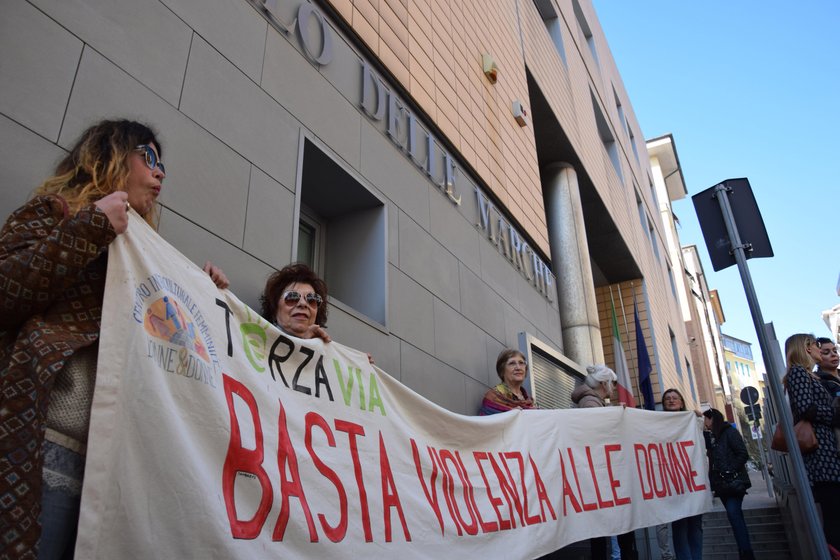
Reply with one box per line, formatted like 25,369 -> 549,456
722,333 -> 763,416
1,0 -> 696,412
682,245 -> 732,416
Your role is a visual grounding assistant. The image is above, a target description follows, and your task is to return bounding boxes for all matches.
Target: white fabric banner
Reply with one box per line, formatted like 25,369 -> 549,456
77,215 -> 711,559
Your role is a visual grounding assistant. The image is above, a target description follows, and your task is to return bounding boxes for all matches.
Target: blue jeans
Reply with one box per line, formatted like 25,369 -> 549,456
671,514 -> 702,560
720,495 -> 752,553
38,441 -> 83,560
38,484 -> 80,560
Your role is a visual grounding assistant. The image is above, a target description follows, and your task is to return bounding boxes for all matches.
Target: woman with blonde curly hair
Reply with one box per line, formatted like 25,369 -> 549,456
0,119 -> 228,558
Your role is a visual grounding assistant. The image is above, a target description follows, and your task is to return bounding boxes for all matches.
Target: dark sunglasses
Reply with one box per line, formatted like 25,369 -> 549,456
135,144 -> 165,175
281,290 -> 323,307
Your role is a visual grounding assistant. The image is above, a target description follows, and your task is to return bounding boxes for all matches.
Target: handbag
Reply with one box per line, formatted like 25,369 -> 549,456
770,419 -> 818,453
714,469 -> 749,496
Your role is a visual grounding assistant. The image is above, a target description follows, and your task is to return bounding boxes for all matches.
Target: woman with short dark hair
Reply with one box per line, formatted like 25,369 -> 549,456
260,263 -> 330,341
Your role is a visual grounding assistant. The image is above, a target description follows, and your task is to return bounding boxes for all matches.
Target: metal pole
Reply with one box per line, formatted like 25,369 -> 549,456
616,283 -> 643,402
747,399 -> 774,497
713,184 -> 828,559
754,419 -> 774,498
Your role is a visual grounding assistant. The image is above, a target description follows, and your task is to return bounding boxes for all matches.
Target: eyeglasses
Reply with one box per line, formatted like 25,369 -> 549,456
506,360 -> 527,368
135,144 -> 166,175
281,290 -> 323,308
663,395 -> 683,401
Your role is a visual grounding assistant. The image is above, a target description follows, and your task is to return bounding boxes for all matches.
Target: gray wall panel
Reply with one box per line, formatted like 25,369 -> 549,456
360,121 -> 431,231
29,0 -> 192,106
458,263 -> 506,343
388,265 -> 435,355
433,298 -> 488,383
397,211 -> 460,310
429,185 -> 482,276
0,115 -> 66,220
161,0 -> 267,83
243,166 -> 296,268
180,36 -> 300,190
399,342 -> 467,414
261,30 -> 361,171
0,0 -> 82,141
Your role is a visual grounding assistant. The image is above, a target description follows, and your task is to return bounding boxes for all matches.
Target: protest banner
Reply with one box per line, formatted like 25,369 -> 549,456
76,214 -> 711,559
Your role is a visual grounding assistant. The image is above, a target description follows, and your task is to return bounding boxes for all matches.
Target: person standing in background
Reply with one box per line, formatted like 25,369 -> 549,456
572,365 -> 638,560
813,337 -> 840,395
784,333 -> 840,552
703,408 -> 754,560
478,349 -> 537,415
662,389 -> 702,560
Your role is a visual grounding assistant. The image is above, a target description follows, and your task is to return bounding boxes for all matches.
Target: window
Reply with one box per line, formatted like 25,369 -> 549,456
648,175 -> 660,212
591,90 -> 623,183
298,138 -> 387,326
572,0 -> 599,68
635,188 -> 649,238
532,0 -> 567,66
297,210 -> 324,270
667,263 -> 677,298
670,328 -> 683,382
614,88 -> 626,135
628,122 -> 640,165
686,359 -> 697,401
649,221 -> 660,262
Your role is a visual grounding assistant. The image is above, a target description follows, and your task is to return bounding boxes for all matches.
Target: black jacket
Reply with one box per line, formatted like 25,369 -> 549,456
708,423 -> 751,497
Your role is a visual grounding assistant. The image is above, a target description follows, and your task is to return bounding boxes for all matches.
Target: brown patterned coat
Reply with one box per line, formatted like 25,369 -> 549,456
0,195 -> 116,559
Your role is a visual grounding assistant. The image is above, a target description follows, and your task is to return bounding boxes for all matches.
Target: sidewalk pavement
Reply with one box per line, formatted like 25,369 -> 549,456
711,468 -> 777,511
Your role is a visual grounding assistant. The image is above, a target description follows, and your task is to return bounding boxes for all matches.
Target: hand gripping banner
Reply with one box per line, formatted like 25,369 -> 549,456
76,214 -> 711,559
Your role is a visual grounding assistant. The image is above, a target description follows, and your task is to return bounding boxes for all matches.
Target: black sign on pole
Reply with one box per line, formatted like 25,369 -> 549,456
740,386 -> 760,406
692,178 -> 774,271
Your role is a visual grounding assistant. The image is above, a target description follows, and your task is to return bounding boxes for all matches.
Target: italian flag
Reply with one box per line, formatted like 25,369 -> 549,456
611,302 -> 636,407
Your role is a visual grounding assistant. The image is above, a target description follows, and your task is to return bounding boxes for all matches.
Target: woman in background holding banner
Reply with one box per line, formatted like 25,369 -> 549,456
703,408 -> 754,560
572,365 -> 638,560
0,119 -> 228,559
783,333 -> 840,552
662,388 -> 702,560
478,349 -> 536,415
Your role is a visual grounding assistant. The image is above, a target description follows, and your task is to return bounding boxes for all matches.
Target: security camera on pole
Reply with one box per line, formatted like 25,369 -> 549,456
694,178 -> 828,560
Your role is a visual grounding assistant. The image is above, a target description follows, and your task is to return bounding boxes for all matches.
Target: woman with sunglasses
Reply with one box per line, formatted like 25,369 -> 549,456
260,263 -> 331,342
260,264 -> 377,371
0,119 -> 229,558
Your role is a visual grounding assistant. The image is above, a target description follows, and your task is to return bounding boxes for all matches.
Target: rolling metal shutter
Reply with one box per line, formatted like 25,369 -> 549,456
529,347 -> 583,410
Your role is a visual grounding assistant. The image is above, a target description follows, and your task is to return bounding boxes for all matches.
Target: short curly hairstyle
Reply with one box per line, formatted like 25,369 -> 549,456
260,263 -> 328,327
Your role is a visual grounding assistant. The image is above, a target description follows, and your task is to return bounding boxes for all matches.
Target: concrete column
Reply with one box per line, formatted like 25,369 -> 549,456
543,163 -> 604,365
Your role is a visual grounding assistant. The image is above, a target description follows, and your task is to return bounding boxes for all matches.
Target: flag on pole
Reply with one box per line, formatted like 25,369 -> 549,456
635,299 -> 656,410
611,301 -> 636,407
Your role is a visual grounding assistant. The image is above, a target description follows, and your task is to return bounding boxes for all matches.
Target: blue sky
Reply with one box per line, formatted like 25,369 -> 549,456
593,1 -> 840,373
